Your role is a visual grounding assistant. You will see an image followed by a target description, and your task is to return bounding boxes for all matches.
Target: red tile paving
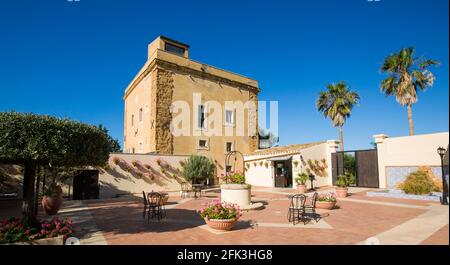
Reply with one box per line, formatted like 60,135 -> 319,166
420,225 -> 449,245
84,192 -> 447,245
1,190 -> 448,245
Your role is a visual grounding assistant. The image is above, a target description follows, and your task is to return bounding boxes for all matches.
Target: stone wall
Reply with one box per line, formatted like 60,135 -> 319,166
248,91 -> 259,152
154,68 -> 174,154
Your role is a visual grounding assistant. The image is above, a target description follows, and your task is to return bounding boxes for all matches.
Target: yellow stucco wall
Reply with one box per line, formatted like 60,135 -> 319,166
124,73 -> 153,153
124,36 -> 259,181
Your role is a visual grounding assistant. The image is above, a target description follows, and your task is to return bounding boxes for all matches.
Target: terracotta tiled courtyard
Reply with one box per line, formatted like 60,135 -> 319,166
1,187 -> 448,245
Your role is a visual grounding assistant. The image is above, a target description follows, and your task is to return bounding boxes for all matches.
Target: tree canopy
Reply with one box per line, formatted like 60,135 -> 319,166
181,155 -> 215,184
380,47 -> 439,135
0,112 -> 111,167
98,124 -> 121,153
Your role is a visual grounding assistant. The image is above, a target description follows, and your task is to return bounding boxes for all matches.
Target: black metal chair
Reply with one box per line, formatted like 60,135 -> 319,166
159,192 -> 168,218
180,183 -> 190,198
147,192 -> 163,222
287,194 -> 307,225
142,191 -> 148,219
304,192 -> 320,223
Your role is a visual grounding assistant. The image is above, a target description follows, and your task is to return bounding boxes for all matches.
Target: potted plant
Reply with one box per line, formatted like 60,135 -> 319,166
295,173 -> 309,193
197,199 -> 242,231
315,192 -> 337,209
41,183 -> 63,216
335,173 -> 356,198
180,155 -> 215,185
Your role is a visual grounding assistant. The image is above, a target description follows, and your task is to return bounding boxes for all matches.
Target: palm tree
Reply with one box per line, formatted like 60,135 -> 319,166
317,81 -> 360,151
380,47 -> 439,135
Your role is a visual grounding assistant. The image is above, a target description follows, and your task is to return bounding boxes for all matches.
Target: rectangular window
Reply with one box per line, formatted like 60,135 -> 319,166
226,142 -> 233,153
131,114 -> 134,127
199,140 -> 208,148
198,105 -> 206,129
139,108 -> 143,122
225,109 -> 234,126
165,42 -> 185,56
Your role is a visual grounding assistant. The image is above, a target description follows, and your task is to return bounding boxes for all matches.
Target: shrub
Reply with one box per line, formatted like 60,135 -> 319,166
397,166 -> 440,195
295,172 -> 309,185
336,173 -> 356,188
197,200 -> 242,220
228,171 -> 245,184
181,155 -> 215,184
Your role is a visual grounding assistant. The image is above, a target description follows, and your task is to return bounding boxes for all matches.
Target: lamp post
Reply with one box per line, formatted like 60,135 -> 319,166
437,147 -> 448,205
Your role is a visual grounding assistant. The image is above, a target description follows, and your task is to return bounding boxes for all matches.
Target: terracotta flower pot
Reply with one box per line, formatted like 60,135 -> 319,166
336,187 -> 349,198
316,201 -> 336,210
41,187 -> 63,216
296,184 -> 307,193
204,217 -> 238,231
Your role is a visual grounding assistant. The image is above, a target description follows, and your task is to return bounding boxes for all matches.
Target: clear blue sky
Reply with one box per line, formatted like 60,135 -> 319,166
1,0 -> 448,150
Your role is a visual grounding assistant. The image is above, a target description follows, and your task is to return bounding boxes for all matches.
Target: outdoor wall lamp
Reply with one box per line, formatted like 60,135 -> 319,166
309,174 -> 316,191
437,146 -> 448,205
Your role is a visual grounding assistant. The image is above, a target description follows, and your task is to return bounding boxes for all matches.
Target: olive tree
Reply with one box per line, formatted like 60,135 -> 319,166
181,155 -> 215,184
0,112 -> 111,224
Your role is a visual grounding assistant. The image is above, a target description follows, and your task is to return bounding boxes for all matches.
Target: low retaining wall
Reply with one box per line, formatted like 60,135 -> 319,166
367,189 -> 443,202
99,153 -> 189,199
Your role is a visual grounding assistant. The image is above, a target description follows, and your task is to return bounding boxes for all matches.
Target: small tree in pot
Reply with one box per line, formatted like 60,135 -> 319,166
181,155 -> 215,185
295,173 -> 309,193
335,173 -> 356,197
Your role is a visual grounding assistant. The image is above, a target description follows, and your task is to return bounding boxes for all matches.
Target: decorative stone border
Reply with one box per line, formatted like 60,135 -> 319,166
367,189 -> 442,201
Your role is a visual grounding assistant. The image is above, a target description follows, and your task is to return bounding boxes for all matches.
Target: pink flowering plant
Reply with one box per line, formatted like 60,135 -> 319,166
317,192 -> 337,202
197,199 -> 242,220
0,217 -> 74,244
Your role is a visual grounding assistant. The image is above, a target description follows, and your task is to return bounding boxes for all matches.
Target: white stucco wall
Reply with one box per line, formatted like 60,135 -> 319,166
374,132 -> 449,188
292,141 -> 337,188
244,140 -> 339,188
244,160 -> 274,187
